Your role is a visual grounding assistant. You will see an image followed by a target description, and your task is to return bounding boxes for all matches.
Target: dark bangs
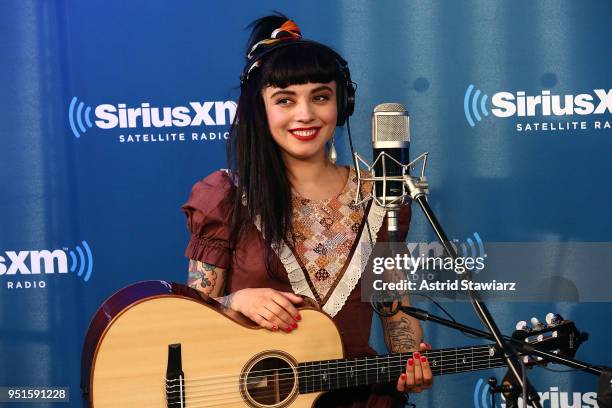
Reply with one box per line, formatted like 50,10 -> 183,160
257,43 -> 341,89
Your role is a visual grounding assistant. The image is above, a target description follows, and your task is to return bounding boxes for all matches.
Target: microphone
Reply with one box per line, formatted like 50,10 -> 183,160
372,103 -> 411,236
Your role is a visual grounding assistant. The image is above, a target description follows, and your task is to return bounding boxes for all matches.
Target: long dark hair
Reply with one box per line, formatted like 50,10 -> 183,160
227,14 -> 346,259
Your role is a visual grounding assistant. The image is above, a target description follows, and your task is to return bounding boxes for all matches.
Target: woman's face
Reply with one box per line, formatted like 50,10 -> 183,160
262,81 -> 337,162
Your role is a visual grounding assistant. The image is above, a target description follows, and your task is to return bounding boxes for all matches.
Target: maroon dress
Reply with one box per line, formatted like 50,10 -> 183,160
183,170 -> 411,407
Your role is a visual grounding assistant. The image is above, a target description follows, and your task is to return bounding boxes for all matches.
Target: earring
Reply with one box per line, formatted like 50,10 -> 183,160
328,135 -> 337,164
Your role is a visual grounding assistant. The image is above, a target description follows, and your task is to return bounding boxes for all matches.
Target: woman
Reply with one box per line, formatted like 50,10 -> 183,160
183,14 -> 432,407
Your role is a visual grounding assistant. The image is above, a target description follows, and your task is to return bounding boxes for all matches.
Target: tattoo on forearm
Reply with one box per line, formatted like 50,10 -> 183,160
187,260 -> 218,295
218,293 -> 234,309
385,316 -> 419,352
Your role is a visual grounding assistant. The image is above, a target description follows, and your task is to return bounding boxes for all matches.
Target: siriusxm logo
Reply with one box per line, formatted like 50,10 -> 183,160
1,241 -> 94,288
464,84 -> 612,127
68,96 -> 237,138
473,378 -> 598,408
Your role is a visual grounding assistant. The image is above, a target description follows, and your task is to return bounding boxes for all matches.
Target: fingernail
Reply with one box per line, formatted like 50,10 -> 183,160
284,327 -> 292,333
420,342 -> 427,349
400,373 -> 406,380
272,325 -> 278,331
292,322 -> 298,329
408,358 -> 414,366
295,314 -> 302,321
414,352 -> 421,359
421,356 -> 427,363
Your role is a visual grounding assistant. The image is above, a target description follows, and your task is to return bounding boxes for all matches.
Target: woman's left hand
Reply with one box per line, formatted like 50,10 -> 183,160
396,342 -> 433,393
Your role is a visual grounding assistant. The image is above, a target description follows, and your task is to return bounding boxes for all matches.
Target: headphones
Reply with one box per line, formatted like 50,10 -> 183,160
240,39 -> 356,126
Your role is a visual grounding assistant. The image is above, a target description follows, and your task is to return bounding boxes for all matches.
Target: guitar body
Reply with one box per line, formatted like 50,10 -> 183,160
82,281 -> 343,408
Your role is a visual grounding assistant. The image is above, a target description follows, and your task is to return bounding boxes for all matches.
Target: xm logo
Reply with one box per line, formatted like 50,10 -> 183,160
68,96 -> 237,140
407,232 -> 486,261
473,378 -> 598,407
456,232 -> 486,261
464,84 -> 612,130
1,240 -> 94,289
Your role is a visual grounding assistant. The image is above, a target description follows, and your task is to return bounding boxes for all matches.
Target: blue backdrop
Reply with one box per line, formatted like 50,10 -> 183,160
1,1 -> 611,407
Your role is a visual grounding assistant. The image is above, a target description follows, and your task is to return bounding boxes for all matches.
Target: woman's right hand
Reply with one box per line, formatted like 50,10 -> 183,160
229,288 -> 304,333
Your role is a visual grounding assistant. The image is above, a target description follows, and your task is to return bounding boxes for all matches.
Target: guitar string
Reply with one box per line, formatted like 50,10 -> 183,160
163,348 -> 505,403
167,347 -> 497,386
164,357 -> 506,403
168,360 -> 508,406
164,360 -> 508,407
166,358 -> 507,405
168,358 -> 506,397
166,346 -> 496,385
166,350 -> 500,393
165,351 -> 502,398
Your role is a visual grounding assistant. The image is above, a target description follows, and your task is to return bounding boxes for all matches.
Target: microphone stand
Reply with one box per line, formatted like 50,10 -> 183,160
402,171 -> 543,408
356,151 -> 542,407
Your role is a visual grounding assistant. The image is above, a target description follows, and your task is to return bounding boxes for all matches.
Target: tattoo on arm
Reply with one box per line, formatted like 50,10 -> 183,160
217,293 -> 234,309
384,316 -> 419,352
187,260 -> 222,296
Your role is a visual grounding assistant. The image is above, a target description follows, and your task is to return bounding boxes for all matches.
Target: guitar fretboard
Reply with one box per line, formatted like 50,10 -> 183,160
297,345 -> 505,394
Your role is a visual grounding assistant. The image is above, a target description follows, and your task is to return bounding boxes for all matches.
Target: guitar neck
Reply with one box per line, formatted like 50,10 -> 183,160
297,345 -> 505,394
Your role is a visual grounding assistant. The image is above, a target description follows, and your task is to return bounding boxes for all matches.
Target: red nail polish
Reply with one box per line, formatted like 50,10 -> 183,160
414,352 -> 421,359
285,327 -> 292,333
292,322 -> 298,329
421,356 -> 427,363
408,358 -> 414,366
295,314 -> 301,321
272,325 -> 278,331
400,373 -> 406,379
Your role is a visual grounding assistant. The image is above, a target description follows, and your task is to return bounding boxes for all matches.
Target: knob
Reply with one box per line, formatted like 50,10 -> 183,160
515,320 -> 528,331
545,313 -> 563,325
531,317 -> 545,329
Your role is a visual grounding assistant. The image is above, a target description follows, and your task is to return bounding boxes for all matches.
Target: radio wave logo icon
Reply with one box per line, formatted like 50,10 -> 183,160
464,84 -> 490,127
456,232 -> 486,260
68,240 -> 94,282
68,96 -> 94,138
473,378 -> 499,408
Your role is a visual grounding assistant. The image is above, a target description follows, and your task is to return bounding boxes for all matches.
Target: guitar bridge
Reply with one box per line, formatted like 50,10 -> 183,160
166,343 -> 185,407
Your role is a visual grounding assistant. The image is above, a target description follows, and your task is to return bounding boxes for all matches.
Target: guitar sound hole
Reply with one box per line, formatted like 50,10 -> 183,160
244,356 -> 295,406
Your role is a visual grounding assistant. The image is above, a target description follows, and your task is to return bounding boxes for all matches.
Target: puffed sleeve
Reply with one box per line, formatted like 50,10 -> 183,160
182,170 -> 235,269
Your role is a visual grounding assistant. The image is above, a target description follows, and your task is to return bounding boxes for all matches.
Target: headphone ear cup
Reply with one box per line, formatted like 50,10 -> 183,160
336,78 -> 355,126
345,80 -> 355,120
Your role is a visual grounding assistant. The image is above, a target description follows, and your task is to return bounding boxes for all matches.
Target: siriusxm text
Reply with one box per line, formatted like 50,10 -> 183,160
491,89 -> 611,118
95,101 -> 237,129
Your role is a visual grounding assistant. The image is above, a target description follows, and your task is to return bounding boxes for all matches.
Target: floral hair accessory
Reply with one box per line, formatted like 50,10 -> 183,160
247,20 -> 302,60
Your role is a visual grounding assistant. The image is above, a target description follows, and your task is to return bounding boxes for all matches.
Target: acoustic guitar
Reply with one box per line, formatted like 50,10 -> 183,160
81,281 -> 583,407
